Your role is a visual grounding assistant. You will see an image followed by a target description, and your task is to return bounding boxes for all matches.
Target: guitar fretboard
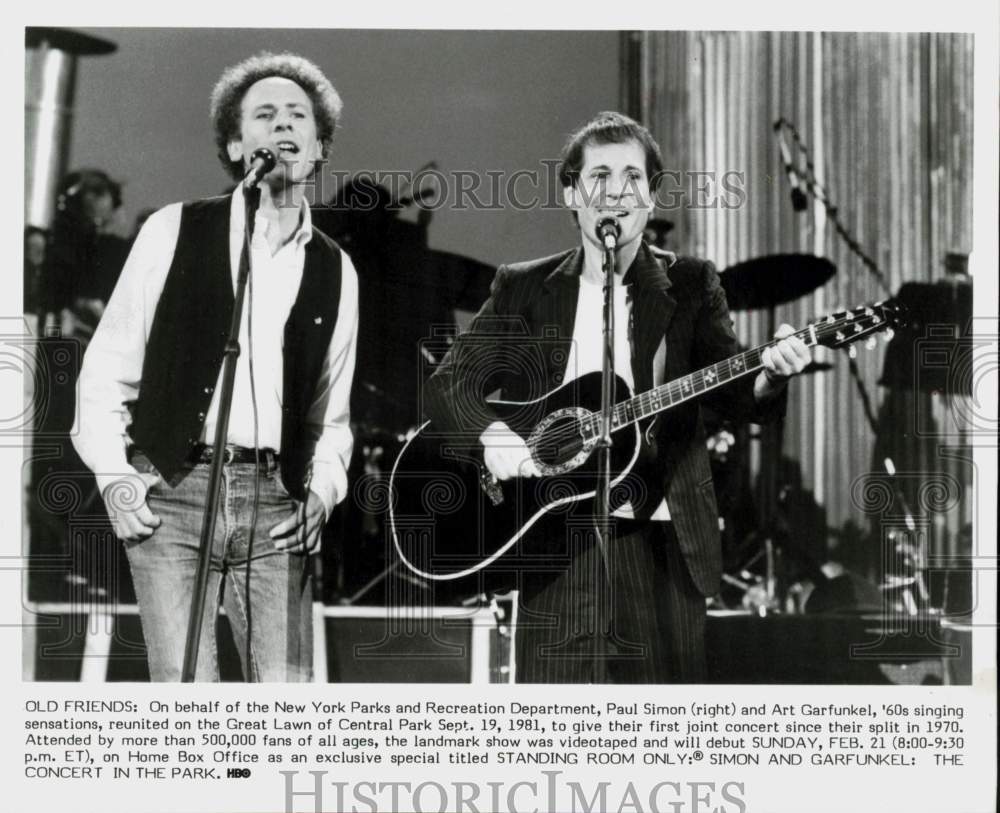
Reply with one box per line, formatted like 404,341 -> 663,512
581,303 -> 891,437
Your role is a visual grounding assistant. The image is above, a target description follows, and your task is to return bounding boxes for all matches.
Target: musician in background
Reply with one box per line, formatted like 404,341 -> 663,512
47,169 -> 131,340
73,53 -> 358,681
27,170 -> 130,600
424,112 -> 810,683
24,226 -> 49,325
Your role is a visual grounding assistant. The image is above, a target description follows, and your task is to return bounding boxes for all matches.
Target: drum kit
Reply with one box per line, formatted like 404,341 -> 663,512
711,253 -> 839,614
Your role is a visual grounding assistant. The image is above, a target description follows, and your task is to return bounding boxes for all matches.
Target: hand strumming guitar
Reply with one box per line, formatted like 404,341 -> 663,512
479,421 -> 542,481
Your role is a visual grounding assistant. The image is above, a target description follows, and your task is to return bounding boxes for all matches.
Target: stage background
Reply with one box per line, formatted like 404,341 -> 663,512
625,30 -> 976,578
69,28 -> 620,267
25,27 -> 979,631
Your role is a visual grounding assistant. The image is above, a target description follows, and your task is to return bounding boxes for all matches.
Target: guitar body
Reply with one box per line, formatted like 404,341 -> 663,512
390,371 -> 641,580
389,301 -> 903,582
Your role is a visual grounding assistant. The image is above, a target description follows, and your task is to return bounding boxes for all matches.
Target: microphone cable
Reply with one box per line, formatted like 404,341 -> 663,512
773,117 -> 892,297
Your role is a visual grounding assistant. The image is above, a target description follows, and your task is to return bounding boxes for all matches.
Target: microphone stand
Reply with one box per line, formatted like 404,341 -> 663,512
181,184 -> 262,682
593,228 -> 617,683
755,304 -> 783,614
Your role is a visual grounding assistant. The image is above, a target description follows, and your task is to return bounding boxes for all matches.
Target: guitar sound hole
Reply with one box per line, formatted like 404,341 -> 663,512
533,415 -> 585,467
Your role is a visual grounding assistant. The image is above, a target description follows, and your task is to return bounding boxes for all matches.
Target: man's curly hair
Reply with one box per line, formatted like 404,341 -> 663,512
210,52 -> 343,181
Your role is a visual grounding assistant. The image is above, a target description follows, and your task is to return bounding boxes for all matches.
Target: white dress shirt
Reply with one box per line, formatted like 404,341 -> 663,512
564,276 -> 670,520
73,186 -> 359,518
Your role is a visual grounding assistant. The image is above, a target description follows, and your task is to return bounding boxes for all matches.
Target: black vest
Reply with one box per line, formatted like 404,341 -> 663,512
130,196 -> 342,498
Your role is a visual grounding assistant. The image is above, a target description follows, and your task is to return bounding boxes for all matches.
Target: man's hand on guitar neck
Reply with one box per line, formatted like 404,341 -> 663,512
755,323 -> 812,401
479,421 -> 542,481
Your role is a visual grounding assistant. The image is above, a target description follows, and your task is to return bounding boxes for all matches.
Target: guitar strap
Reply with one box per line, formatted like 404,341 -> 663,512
626,285 -> 664,441
626,287 -> 637,368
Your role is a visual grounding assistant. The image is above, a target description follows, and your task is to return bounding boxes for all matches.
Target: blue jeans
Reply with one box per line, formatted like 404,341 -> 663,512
125,452 -> 313,682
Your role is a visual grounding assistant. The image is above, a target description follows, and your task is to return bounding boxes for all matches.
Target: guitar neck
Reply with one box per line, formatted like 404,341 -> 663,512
577,301 -> 897,437
606,326 -> 815,432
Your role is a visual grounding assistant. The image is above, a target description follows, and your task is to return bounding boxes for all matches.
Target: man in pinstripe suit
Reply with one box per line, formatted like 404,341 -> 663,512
424,112 -> 811,683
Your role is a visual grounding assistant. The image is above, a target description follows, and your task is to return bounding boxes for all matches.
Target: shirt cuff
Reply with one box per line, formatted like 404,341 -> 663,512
94,464 -> 142,503
308,459 -> 348,521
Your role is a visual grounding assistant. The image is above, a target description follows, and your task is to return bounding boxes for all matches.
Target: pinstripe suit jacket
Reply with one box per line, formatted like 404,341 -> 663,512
423,242 -> 784,595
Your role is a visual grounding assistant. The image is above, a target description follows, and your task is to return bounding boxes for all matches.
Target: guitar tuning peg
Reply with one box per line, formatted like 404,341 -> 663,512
883,328 -> 894,342
866,336 -> 877,350
848,345 -> 857,359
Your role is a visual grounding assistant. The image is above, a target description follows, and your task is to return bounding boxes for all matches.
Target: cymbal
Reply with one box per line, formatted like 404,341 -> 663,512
720,253 -> 836,310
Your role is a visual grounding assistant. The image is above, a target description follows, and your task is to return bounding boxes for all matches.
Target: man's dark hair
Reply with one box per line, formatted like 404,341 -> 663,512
210,51 -> 343,181
558,111 -> 664,190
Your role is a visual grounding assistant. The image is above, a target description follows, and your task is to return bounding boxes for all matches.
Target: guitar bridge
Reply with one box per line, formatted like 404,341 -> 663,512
479,469 -> 504,506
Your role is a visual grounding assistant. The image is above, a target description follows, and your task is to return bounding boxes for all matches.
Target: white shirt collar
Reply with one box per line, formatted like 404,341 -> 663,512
230,184 -> 314,249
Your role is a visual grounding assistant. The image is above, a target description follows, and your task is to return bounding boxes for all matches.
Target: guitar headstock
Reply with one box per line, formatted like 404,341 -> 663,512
812,301 -> 907,357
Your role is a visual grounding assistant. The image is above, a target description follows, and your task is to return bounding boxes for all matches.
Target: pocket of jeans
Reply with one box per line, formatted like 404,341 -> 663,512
273,471 -> 293,499
128,452 -> 164,496
129,451 -> 153,472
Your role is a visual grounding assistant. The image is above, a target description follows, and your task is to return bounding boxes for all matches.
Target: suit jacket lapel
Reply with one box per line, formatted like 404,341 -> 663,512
534,245 -> 677,393
541,247 -> 582,348
627,244 -> 677,392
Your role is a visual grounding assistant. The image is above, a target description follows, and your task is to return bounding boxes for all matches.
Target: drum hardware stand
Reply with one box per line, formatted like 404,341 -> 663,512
340,422 -> 421,605
715,253 -> 836,615
776,117 -> 928,616
845,352 -> 927,615
359,439 -> 386,539
753,304 -> 785,614
339,561 -> 429,606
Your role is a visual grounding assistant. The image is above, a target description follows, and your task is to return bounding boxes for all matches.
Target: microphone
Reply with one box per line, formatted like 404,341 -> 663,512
596,217 -> 621,250
773,123 -> 808,212
242,147 -> 278,190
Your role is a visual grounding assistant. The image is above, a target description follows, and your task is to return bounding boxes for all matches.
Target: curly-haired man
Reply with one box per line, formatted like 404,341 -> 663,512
73,53 -> 358,681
